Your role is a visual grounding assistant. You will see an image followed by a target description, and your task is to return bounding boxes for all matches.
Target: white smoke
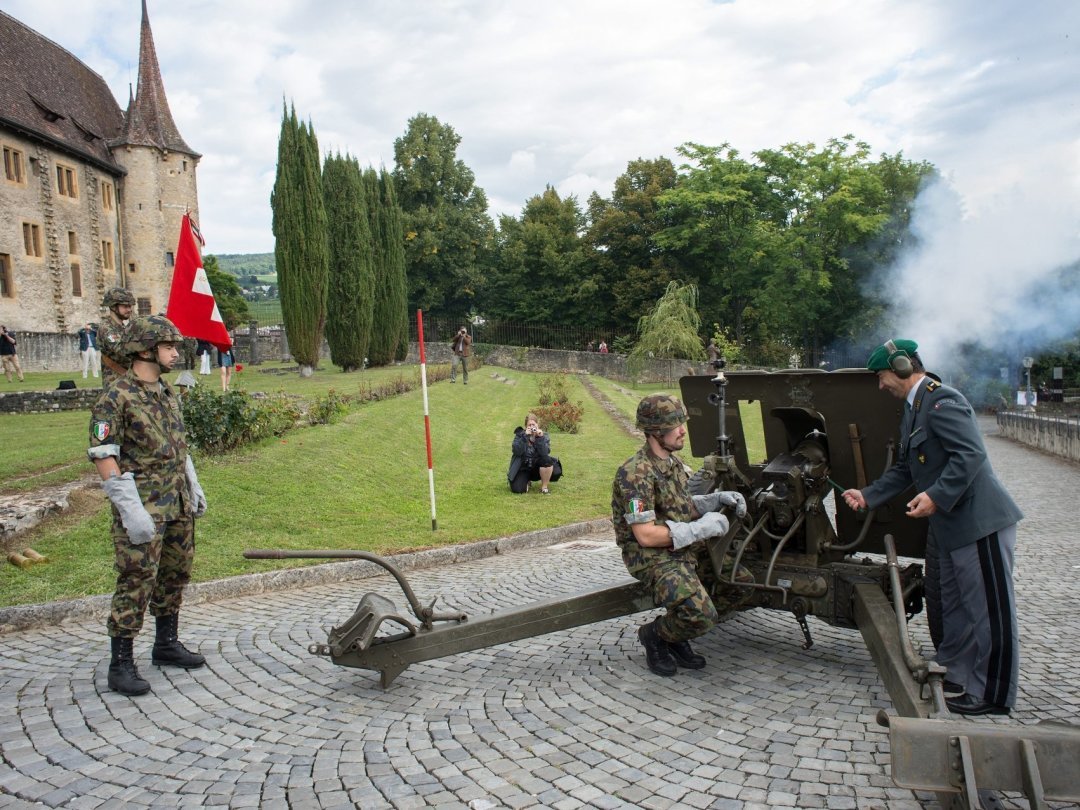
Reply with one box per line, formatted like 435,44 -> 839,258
872,162 -> 1080,378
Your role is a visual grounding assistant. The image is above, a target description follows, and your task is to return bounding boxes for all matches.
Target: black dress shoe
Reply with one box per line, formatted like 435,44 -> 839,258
946,693 -> 1010,716
942,680 -> 965,697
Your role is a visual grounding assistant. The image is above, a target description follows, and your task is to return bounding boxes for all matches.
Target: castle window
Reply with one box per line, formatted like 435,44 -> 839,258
137,297 -> 151,316
128,262 -> 137,275
56,163 -> 78,198
166,251 -> 175,267
3,146 -> 25,184
70,263 -> 82,297
68,231 -> 78,254
100,180 -> 114,211
22,222 -> 42,257
101,240 -> 115,271
0,254 -> 13,298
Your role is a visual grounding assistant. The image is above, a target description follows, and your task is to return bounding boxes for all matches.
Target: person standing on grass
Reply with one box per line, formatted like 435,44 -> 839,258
78,322 -> 100,379
88,315 -> 208,697
218,346 -> 234,391
0,325 -> 24,383
450,326 -> 471,384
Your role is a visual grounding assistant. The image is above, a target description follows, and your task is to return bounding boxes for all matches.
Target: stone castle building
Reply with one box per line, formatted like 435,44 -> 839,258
0,1 -> 199,335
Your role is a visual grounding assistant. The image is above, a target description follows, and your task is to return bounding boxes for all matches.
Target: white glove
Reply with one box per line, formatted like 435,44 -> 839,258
185,455 -> 208,518
102,472 -> 157,545
666,512 -> 730,550
692,490 -> 748,518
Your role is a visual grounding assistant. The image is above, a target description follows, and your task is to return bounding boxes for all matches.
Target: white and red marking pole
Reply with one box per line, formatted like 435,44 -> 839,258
417,310 -> 438,531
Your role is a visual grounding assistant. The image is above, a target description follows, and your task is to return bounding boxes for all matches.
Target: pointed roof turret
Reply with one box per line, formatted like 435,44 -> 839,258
119,0 -> 198,156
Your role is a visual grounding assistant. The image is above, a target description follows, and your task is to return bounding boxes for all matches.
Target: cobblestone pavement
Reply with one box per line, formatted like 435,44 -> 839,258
0,425 -> 1077,809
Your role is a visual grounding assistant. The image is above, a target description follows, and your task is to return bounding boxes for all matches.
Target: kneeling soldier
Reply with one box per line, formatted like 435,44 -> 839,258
88,315 -> 208,696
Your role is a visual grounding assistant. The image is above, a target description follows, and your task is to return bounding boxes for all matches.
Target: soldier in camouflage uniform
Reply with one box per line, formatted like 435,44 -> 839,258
612,394 -> 752,676
88,315 -> 209,696
99,287 -> 135,390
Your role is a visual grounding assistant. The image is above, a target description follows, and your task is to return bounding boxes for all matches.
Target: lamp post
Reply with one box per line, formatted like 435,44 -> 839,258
1023,356 -> 1035,412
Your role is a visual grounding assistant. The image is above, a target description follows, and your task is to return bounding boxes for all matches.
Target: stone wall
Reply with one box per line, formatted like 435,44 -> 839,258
6,330 -> 709,384
0,387 -> 100,413
997,411 -> 1080,462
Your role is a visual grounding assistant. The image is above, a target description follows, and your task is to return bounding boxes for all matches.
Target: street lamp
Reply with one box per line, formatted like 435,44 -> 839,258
1022,356 -> 1035,411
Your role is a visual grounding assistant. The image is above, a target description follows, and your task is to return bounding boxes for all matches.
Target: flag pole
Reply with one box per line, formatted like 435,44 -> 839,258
417,310 -> 437,531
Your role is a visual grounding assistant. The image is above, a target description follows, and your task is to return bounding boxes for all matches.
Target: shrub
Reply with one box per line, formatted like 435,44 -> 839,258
181,385 -> 301,454
308,388 -> 349,425
533,400 -> 584,434
537,374 -> 572,406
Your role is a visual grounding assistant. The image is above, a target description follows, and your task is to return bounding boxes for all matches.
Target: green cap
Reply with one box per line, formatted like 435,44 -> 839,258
866,338 -> 918,372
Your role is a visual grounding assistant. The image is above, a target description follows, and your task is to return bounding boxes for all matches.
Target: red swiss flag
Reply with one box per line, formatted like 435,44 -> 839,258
166,214 -> 233,352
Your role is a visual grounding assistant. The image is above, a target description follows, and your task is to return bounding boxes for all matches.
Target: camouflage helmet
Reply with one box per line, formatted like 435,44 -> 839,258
102,287 -> 136,310
123,315 -> 184,359
636,394 -> 688,434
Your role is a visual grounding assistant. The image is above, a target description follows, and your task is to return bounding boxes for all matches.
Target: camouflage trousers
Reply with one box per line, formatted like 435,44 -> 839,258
107,514 -> 195,638
634,547 -> 754,643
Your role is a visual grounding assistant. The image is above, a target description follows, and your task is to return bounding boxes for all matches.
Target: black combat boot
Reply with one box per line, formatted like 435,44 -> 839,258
108,636 -> 151,696
637,618 -> 678,677
151,613 -> 206,669
666,638 -> 706,669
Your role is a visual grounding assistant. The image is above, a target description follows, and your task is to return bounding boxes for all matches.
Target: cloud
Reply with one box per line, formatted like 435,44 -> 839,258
5,0 -> 1079,260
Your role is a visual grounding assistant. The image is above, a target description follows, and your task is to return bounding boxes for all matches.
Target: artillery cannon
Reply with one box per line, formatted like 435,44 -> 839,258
246,367 -> 1079,809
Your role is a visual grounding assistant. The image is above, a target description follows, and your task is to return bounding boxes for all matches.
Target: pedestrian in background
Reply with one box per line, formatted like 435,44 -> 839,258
218,346 -> 234,391
78,322 -> 100,379
507,413 -> 559,494
0,325 -> 24,383
88,315 -> 208,696
196,339 -> 213,375
842,338 -> 1022,716
450,326 -> 471,385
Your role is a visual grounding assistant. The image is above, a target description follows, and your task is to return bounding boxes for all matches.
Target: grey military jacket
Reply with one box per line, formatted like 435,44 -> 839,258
862,376 -> 1023,553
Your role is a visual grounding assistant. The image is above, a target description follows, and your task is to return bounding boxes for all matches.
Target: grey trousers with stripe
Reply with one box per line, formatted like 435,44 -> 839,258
936,524 -> 1019,708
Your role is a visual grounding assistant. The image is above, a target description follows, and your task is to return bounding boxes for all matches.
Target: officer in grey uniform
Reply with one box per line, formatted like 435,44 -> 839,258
89,315 -> 208,696
612,394 -> 751,676
99,287 -> 136,390
842,339 -> 1023,716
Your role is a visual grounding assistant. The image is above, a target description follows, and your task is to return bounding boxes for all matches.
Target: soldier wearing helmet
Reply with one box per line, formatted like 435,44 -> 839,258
88,315 -> 209,697
99,286 -> 137,389
612,394 -> 751,677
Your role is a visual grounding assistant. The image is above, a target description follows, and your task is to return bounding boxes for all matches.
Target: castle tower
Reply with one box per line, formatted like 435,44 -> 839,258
112,0 -> 200,316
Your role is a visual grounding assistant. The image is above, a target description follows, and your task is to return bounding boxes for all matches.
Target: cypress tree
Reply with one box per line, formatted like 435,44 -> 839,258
380,168 -> 410,361
271,103 -> 329,374
323,153 -> 374,372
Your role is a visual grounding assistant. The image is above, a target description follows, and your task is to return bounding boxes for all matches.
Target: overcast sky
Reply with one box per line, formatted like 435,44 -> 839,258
8,0 -> 1078,261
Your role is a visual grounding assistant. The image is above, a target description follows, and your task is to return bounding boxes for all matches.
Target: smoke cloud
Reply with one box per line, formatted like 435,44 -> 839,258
871,164 -> 1080,380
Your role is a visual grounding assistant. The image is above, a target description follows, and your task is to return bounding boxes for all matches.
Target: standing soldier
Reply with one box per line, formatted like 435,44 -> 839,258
613,394 -> 752,676
99,287 -> 136,389
88,315 -> 208,696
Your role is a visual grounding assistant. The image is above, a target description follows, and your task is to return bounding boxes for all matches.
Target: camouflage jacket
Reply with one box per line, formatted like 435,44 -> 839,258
88,371 -> 192,521
612,444 -> 697,575
99,313 -> 130,387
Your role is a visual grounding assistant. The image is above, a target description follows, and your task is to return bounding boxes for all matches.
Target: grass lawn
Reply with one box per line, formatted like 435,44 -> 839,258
1,368 -> 644,607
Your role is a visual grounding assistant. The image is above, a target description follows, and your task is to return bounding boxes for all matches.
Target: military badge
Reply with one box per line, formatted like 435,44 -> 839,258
628,498 -> 645,514
918,453 -> 926,464
92,421 -> 111,441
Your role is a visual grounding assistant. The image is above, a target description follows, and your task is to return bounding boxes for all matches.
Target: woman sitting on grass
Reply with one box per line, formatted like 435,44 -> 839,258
507,413 -> 556,494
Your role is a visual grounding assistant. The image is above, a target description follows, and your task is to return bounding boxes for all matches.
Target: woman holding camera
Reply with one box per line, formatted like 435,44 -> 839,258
507,413 -> 556,494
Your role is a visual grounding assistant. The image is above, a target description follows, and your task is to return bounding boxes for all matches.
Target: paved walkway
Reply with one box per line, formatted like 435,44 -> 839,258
0,425 -> 1078,809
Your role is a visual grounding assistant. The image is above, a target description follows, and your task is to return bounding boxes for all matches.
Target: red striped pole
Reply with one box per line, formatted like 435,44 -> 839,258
417,310 -> 437,530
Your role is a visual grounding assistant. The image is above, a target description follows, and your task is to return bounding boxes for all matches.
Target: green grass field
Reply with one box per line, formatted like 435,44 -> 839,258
1,368 -> 645,606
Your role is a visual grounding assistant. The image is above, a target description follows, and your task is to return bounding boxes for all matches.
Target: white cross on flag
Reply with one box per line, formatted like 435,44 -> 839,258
165,213 -> 233,351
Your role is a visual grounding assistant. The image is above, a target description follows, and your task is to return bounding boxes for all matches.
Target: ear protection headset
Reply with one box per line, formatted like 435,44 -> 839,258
884,339 -> 913,379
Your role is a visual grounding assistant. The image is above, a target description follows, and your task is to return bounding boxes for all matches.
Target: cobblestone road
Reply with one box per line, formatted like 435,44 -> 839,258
0,424 -> 1077,809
